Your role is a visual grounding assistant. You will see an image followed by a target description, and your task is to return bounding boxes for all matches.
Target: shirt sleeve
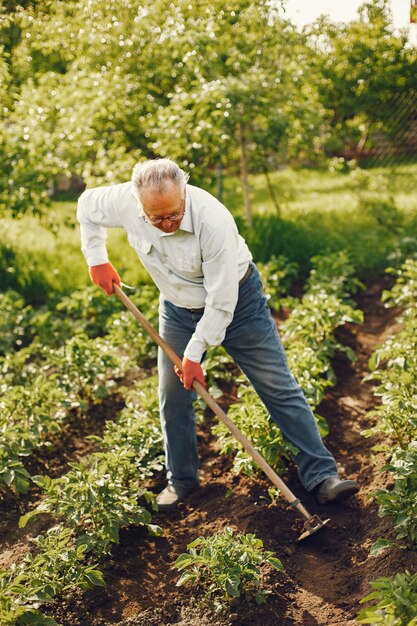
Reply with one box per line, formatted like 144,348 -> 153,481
183,217 -> 240,362
77,188 -> 122,266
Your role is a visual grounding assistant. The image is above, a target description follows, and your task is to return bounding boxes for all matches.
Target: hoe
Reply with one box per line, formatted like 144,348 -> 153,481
113,283 -> 330,542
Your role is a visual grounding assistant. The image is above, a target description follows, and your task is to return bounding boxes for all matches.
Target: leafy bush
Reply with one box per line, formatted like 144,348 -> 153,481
174,527 -> 284,612
363,262 -> 417,448
358,570 -> 417,626
0,290 -> 33,355
363,330 -> 417,448
306,251 -> 364,305
94,377 -> 164,480
257,255 -> 299,311
20,450 -> 160,555
382,259 -> 417,309
372,445 -> 417,551
212,383 -> 298,476
0,526 -> 104,626
0,379 -> 66,493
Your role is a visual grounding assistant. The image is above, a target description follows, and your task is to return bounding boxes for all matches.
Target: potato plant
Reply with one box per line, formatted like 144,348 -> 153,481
359,260 -> 417,613
307,251 -> 364,305
174,527 -> 284,613
372,445 -> 417,551
40,334 -> 130,408
382,259 -> 417,310
212,383 -> 298,476
282,292 -> 363,364
1,376 -> 163,623
257,255 -> 299,311
20,450 -> 160,555
363,283 -> 417,448
285,340 -> 334,410
357,570 -> 417,626
0,379 -> 66,493
0,290 -> 33,355
92,377 -> 164,480
0,526 -> 104,626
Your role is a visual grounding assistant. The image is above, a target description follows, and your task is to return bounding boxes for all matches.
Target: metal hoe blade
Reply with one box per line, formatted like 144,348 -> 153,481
298,515 -> 331,542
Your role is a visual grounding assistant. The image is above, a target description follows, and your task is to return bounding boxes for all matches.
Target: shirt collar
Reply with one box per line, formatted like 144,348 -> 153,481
160,188 -> 193,236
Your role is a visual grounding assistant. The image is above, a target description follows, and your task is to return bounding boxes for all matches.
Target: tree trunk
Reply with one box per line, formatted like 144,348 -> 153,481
263,167 -> 281,216
238,121 -> 252,226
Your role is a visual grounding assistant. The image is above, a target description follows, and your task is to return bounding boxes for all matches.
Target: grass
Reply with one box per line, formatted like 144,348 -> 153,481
2,164 -> 417,302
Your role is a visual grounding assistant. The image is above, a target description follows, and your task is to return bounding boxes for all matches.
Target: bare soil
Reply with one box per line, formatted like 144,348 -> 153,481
3,278 -> 415,626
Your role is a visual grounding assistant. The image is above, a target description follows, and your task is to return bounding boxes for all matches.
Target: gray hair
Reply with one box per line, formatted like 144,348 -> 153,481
131,158 -> 189,200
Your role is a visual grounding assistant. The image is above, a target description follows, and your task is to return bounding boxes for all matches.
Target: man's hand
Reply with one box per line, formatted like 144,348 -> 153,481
89,262 -> 121,295
175,357 -> 206,390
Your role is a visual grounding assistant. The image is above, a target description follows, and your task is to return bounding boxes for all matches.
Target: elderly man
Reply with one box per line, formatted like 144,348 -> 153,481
77,158 -> 359,510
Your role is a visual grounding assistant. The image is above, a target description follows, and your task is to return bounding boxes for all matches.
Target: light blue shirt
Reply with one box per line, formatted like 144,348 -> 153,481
77,182 -> 252,362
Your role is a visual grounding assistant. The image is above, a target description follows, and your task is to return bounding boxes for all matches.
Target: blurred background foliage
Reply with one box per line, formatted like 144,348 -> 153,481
0,0 -> 417,300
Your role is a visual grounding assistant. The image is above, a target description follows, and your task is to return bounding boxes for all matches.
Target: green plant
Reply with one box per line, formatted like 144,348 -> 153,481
285,341 -> 334,411
372,445 -> 417,551
363,306 -> 417,449
212,383 -> 298,476
382,260 -> 417,310
306,251 -> 364,305
41,334 -> 129,408
0,526 -> 104,626
20,450 -> 160,555
0,379 -> 66,493
93,379 -> 164,481
358,570 -> 417,626
363,360 -> 417,449
257,255 -> 299,311
282,292 -> 363,362
174,527 -> 284,612
0,290 -> 33,355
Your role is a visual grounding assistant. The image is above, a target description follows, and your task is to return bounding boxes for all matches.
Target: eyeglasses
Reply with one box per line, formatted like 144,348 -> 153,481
143,208 -> 184,225
140,198 -> 185,225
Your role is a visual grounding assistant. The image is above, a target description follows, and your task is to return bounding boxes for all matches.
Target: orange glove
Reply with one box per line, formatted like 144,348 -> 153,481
89,262 -> 121,295
175,357 -> 206,390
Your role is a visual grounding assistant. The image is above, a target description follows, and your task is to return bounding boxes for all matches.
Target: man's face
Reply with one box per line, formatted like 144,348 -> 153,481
140,180 -> 185,233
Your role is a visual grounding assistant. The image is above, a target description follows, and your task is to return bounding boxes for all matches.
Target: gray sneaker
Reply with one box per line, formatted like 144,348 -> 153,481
156,484 -> 199,511
315,476 -> 359,505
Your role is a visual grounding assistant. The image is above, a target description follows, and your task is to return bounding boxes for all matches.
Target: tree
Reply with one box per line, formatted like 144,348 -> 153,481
306,0 -> 417,159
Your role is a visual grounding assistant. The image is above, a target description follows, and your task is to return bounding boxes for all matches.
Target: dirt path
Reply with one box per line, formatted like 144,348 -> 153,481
25,280 -> 417,625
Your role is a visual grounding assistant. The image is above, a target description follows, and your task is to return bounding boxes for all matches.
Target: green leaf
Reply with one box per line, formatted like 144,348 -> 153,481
370,538 -> 394,557
14,467 -> 32,493
2,468 -> 15,486
187,537 -> 204,549
174,553 -> 194,569
19,610 -> 60,625
83,568 -> 106,588
267,557 -> 285,572
19,509 -> 41,528
176,571 -> 198,586
225,576 -> 241,597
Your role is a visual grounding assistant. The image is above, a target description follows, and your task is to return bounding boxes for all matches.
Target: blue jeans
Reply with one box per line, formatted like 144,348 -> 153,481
158,264 -> 338,493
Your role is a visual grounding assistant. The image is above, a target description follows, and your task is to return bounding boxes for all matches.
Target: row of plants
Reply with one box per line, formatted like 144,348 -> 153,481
0,252 -> 362,621
358,258 -> 417,626
212,251 -> 364,481
0,377 -> 164,625
0,285 -> 160,495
